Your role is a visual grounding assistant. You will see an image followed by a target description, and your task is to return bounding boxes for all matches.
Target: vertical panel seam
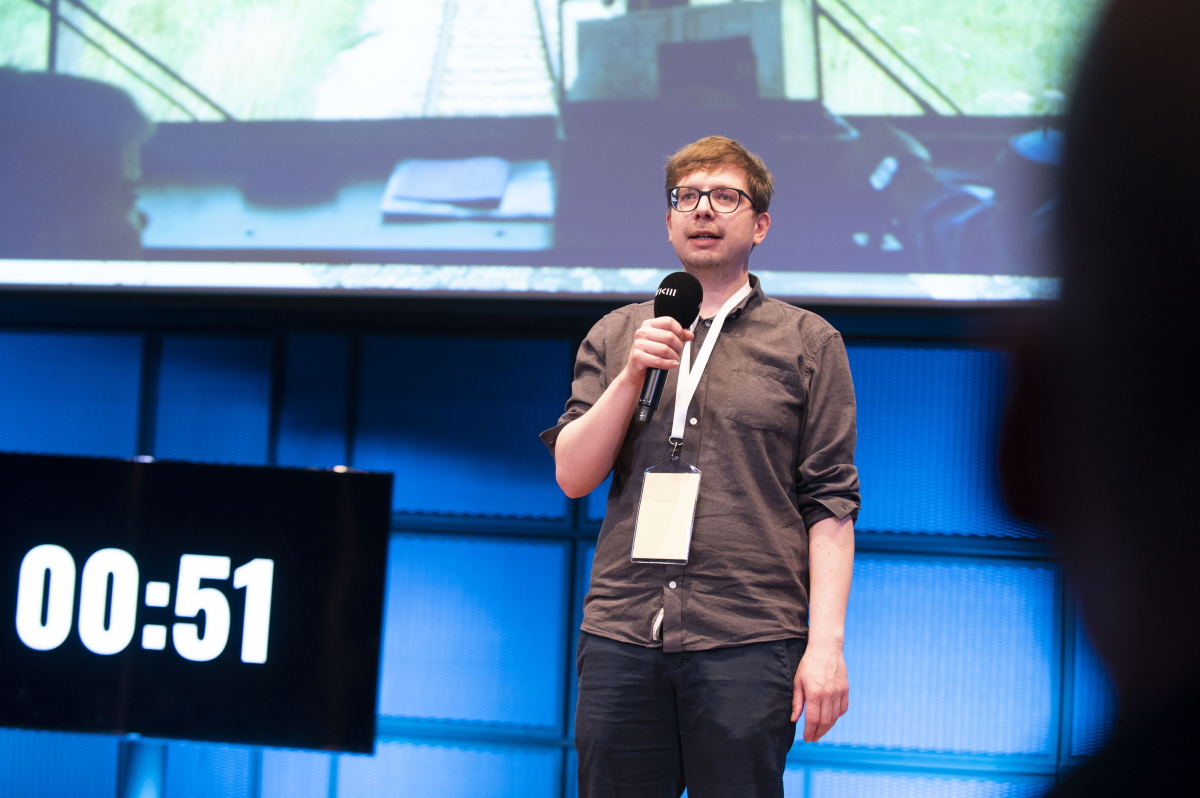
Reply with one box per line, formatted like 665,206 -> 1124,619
344,335 -> 363,469
267,334 -> 288,467
136,334 -> 162,458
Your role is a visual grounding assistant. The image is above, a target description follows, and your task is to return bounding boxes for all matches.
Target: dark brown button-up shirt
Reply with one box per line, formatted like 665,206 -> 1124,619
541,276 -> 860,653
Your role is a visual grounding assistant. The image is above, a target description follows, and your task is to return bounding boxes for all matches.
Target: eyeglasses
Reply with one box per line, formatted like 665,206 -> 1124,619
668,185 -> 757,214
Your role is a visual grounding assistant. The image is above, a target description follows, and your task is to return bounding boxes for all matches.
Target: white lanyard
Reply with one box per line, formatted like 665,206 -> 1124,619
671,280 -> 753,443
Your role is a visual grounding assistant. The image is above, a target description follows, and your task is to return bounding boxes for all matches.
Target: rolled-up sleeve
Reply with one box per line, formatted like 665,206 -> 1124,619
539,313 -> 612,455
797,330 -> 861,527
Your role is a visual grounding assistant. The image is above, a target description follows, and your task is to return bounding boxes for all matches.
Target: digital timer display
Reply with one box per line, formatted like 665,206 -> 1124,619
0,452 -> 392,753
16,546 -> 274,663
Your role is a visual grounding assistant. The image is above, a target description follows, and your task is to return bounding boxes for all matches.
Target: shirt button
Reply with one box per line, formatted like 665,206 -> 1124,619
689,417 -> 697,426
668,581 -> 677,589
704,319 -> 712,328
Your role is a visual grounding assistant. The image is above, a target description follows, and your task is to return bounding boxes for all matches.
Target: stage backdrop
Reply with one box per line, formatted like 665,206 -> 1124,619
0,320 -> 1113,797
0,0 -> 1098,301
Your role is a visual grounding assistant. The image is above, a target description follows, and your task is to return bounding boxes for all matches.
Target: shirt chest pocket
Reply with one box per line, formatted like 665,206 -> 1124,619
723,366 -> 802,433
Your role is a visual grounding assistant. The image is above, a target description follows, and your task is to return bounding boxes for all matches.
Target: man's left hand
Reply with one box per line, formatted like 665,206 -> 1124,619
791,641 -> 849,742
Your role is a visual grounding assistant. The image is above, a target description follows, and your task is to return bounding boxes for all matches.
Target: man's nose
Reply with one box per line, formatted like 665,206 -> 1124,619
693,195 -> 716,216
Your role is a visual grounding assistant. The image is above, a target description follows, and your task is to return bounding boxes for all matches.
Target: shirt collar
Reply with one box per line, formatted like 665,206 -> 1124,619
696,274 -> 762,326
726,273 -> 763,321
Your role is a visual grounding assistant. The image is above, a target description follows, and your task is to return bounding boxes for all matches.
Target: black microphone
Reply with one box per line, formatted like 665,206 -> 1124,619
635,271 -> 703,424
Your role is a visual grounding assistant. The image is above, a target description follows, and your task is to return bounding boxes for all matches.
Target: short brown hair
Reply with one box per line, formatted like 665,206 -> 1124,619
665,136 -> 775,213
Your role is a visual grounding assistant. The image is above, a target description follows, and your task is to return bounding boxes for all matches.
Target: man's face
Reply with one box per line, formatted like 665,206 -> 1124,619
665,165 -> 770,274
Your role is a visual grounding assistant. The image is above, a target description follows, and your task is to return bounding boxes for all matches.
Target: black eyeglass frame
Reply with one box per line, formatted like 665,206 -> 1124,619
667,185 -> 758,214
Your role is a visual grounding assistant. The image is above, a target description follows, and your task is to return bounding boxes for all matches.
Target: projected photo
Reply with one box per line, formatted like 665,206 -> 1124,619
0,0 -> 1098,297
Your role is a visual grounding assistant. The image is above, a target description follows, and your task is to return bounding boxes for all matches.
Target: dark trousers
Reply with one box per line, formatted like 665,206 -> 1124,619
575,631 -> 806,798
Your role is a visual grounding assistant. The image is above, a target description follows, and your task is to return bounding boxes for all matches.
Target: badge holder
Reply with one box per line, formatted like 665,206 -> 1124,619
630,439 -> 701,564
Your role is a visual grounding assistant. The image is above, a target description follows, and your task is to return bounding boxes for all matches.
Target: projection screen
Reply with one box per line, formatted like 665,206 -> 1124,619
0,0 -> 1100,302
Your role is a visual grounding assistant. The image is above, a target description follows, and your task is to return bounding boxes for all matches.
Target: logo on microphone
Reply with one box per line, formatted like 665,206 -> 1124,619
657,288 -> 677,297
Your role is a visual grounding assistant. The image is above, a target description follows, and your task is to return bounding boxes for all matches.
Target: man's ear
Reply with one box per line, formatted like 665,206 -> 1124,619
665,209 -> 673,239
753,211 -> 771,245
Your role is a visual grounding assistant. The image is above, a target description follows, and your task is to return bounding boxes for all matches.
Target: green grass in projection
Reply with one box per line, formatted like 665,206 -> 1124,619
2,0 -> 372,120
817,0 -> 1103,116
0,0 -> 51,72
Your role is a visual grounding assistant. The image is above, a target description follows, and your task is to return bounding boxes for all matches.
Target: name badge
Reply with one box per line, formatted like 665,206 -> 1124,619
630,458 -> 700,564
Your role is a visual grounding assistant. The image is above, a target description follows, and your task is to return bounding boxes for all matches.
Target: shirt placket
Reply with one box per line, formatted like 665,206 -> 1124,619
660,322 -> 715,654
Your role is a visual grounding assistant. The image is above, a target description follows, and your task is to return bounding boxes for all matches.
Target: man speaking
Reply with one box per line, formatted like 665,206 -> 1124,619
541,136 -> 859,797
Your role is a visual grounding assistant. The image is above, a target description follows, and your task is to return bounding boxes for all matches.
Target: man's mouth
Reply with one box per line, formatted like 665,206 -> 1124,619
689,231 -> 721,240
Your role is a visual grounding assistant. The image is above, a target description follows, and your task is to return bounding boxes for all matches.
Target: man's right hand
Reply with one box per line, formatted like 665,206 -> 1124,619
554,315 -> 694,498
624,317 -> 695,379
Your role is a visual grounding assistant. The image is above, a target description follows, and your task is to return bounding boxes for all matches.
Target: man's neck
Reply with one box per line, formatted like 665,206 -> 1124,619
690,266 -> 750,318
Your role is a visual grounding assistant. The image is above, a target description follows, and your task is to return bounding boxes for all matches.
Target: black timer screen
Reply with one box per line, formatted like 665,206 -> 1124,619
0,452 -> 392,753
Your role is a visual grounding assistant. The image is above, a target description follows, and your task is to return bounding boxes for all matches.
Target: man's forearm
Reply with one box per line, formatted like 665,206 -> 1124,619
808,514 -> 855,645
792,512 -> 855,738
554,367 -> 642,498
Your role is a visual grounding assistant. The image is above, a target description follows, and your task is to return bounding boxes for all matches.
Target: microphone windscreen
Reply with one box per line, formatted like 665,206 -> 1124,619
653,271 -> 704,329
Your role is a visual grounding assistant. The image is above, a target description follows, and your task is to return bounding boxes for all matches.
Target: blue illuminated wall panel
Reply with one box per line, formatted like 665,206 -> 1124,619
354,336 -> 570,517
567,749 -> 578,798
578,544 -> 596,619
0,332 -> 141,458
378,535 -> 569,728
586,474 -> 612,522
1070,622 -> 1117,757
567,544 -> 597,739
808,769 -> 1052,797
850,346 -> 1041,537
0,728 -> 118,798
164,742 -> 252,798
338,741 -> 560,798
815,556 -> 1056,756
276,334 -> 348,468
261,749 -> 330,798
783,766 -> 806,797
155,337 -> 272,464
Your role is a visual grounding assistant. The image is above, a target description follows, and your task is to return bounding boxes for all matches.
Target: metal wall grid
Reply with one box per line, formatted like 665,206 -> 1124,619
0,300 -> 1114,797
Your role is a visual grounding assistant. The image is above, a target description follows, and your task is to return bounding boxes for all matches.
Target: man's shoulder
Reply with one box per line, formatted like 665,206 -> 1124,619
613,299 -> 656,319
590,300 -> 654,335
756,295 -> 841,346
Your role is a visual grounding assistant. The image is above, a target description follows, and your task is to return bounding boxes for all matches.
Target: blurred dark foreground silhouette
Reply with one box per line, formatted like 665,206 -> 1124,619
1002,0 -> 1200,794
0,69 -> 150,260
